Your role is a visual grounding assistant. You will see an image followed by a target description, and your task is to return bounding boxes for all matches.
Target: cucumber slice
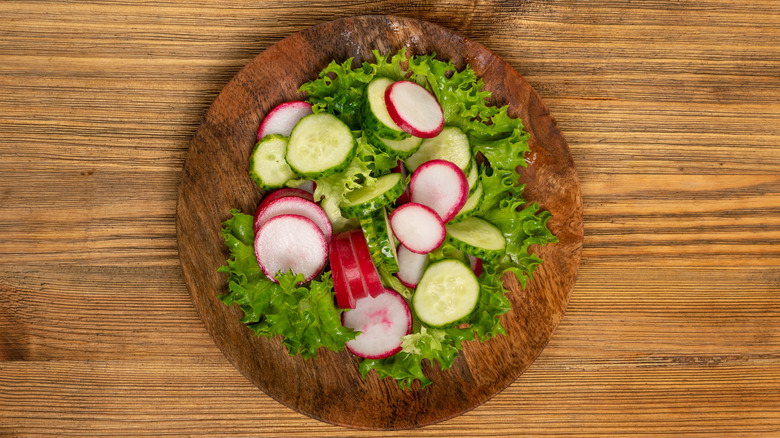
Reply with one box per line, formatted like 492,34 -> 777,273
248,134 -> 296,189
449,182 -> 484,224
358,207 -> 399,273
362,77 -> 411,141
340,173 -> 405,218
466,159 -> 479,193
445,216 -> 506,261
286,113 -> 356,178
413,259 -> 479,327
365,130 -> 423,159
404,126 -> 472,173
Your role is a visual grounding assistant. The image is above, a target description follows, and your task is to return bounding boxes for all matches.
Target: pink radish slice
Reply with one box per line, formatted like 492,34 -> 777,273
253,196 -> 332,240
396,244 -> 428,288
347,229 -> 385,298
388,203 -> 445,254
329,234 -> 354,309
341,288 -> 412,359
257,101 -> 313,140
384,81 -> 444,138
334,232 -> 368,301
468,254 -> 483,277
257,188 -> 315,213
409,159 -> 469,223
254,214 -> 327,283
296,180 -> 316,194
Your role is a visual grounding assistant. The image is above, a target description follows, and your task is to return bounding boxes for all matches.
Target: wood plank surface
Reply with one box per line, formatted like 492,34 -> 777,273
1,0 -> 778,436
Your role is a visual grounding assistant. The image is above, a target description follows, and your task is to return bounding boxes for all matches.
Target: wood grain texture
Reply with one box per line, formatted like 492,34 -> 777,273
176,15 -> 582,429
1,0 -> 779,436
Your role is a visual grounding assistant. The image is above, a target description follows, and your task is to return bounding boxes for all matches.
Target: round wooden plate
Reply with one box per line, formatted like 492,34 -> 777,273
176,15 -> 582,429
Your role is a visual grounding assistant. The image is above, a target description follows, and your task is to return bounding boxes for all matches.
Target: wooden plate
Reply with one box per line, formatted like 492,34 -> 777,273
176,15 -> 582,429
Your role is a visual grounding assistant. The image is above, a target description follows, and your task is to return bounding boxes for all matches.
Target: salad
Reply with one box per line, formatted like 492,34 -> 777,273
218,48 -> 557,389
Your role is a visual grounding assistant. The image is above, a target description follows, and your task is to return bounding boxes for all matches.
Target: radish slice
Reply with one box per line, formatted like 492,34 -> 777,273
409,159 -> 469,223
253,196 -> 332,240
257,101 -> 313,140
468,254 -> 483,277
391,160 -> 410,206
329,234 -> 354,309
254,214 -> 327,282
384,81 -> 444,138
347,229 -> 385,298
334,232 -> 368,301
389,203 -> 445,254
257,188 -> 315,213
396,245 -> 428,288
342,288 -> 412,359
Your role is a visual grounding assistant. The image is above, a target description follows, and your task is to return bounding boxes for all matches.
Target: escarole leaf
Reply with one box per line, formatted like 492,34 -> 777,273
218,211 -> 356,358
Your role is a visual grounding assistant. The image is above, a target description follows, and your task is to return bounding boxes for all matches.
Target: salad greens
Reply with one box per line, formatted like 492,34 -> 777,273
218,48 -> 557,388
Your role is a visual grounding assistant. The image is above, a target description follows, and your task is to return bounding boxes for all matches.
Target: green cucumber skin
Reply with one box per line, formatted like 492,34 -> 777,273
248,134 -> 296,189
361,78 -> 411,141
359,212 -> 400,274
445,216 -> 506,262
448,183 -> 485,224
288,140 -> 357,179
339,174 -> 406,218
412,259 -> 480,328
365,130 -> 422,159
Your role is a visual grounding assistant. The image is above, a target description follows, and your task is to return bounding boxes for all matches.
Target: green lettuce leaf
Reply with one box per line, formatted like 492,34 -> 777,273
218,210 -> 356,358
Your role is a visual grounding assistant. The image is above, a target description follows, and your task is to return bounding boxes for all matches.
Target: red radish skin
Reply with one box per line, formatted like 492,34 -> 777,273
253,196 -> 332,240
388,203 -> 445,254
257,188 -> 315,213
341,288 -> 412,359
468,255 -> 483,277
347,229 -> 385,298
409,159 -> 469,222
334,233 -> 368,301
257,101 -> 313,140
391,160 -> 411,206
329,235 -> 354,309
395,245 -> 428,288
254,214 -> 327,283
384,81 -> 444,138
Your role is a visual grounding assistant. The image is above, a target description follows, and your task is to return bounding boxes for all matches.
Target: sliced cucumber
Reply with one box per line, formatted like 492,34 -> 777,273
365,130 -> 423,159
286,113 -> 356,178
404,126 -> 472,173
413,259 -> 479,327
445,216 -> 506,261
359,207 -> 399,273
248,134 -> 296,189
465,159 -> 479,193
362,77 -> 411,141
449,182 -> 484,224
340,173 -> 405,218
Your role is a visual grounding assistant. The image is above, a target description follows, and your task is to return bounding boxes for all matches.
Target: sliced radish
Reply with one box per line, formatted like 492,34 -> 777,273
388,203 -> 445,254
257,188 -> 315,212
329,235 -> 354,309
468,254 -> 483,278
396,245 -> 428,288
384,81 -> 444,138
334,232 -> 368,301
253,195 -> 332,240
342,288 -> 412,359
409,159 -> 469,223
257,101 -> 313,140
391,159 -> 410,206
296,180 -> 316,195
347,229 -> 385,298
254,214 -> 327,282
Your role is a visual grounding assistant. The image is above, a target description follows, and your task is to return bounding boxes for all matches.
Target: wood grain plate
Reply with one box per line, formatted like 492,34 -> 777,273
176,15 -> 583,429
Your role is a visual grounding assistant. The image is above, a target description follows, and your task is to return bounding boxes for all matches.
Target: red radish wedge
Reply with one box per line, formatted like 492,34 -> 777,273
409,159 -> 469,222
254,214 -> 327,283
396,244 -> 428,288
347,229 -> 385,298
384,81 -> 444,138
253,196 -> 332,240
342,288 -> 412,359
257,101 -> 313,140
389,202 -> 445,254
329,235 -> 353,309
468,254 -> 483,277
334,232 -> 368,301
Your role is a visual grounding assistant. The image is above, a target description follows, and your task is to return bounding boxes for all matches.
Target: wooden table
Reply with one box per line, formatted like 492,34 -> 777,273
1,1 -> 778,436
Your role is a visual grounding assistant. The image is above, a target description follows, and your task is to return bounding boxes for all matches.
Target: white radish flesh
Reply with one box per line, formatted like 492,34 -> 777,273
409,159 -> 469,223
257,101 -> 313,140
342,288 -> 412,359
384,81 -> 444,138
254,214 -> 327,282
395,245 -> 428,288
388,202 -> 445,255
253,196 -> 332,241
